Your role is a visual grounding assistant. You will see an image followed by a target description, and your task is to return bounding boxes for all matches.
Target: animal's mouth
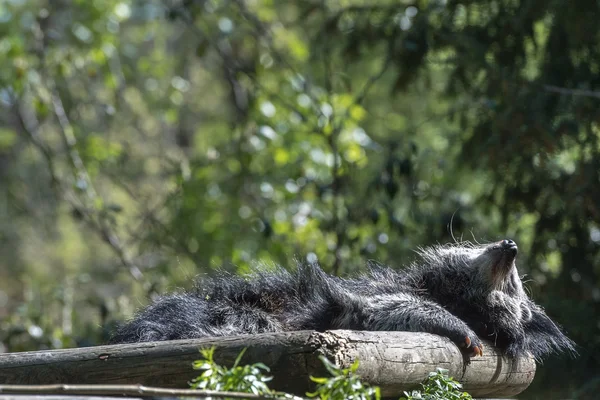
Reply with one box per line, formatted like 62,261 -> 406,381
488,239 -> 518,275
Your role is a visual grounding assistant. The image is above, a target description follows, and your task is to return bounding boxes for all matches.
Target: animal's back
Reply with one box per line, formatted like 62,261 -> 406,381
110,264 -> 338,342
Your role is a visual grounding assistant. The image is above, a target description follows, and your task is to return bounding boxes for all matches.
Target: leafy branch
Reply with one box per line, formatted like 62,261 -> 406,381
13,15 -> 143,280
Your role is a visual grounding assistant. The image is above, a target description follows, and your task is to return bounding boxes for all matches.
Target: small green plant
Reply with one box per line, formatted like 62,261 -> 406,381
190,349 -> 471,400
190,347 -> 273,395
402,368 -> 473,400
307,356 -> 380,400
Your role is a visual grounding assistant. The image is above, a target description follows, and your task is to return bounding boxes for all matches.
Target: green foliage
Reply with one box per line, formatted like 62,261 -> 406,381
190,347 -> 272,395
189,350 -> 473,400
307,356 -> 380,400
402,369 -> 472,400
0,0 -> 597,398
190,349 -> 382,400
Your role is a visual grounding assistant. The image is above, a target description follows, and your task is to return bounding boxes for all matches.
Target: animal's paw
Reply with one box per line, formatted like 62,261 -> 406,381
444,327 -> 484,357
461,335 -> 484,357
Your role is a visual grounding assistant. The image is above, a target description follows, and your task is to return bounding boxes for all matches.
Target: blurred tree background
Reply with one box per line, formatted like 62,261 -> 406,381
0,0 -> 598,398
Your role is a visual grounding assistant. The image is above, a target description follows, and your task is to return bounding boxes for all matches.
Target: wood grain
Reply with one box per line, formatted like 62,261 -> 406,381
0,330 -> 536,398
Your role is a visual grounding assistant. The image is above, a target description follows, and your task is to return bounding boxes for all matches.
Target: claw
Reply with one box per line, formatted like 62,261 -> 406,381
464,336 -> 471,348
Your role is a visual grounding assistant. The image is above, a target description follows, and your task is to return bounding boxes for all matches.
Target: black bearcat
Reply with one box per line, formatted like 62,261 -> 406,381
111,239 -> 575,360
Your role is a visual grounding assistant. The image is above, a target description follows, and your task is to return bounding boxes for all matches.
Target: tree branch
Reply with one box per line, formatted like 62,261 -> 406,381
543,84 -> 600,99
0,384 -> 304,400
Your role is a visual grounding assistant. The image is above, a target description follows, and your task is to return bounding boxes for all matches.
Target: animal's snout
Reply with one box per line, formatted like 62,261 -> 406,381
501,239 -> 518,254
501,239 -> 517,248
500,239 -> 517,249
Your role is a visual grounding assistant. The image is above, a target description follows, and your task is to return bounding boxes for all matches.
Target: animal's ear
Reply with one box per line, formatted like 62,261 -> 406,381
520,302 -> 533,322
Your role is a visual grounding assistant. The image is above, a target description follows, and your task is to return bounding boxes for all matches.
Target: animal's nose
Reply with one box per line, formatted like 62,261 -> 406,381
501,239 -> 517,249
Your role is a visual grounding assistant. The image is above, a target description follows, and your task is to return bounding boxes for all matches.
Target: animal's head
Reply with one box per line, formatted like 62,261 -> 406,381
471,239 -> 519,290
418,239 -> 521,292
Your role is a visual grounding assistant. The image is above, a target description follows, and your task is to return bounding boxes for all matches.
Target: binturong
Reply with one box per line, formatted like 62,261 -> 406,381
110,239 -> 576,361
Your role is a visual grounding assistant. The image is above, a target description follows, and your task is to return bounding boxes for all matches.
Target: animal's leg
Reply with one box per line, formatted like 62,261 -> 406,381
362,293 -> 484,356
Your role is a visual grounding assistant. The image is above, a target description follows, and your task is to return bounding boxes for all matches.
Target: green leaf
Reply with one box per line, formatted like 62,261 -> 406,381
0,128 -> 17,149
232,347 -> 247,368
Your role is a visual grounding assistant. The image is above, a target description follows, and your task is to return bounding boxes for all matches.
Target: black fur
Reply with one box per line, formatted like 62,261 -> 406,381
110,240 -> 575,360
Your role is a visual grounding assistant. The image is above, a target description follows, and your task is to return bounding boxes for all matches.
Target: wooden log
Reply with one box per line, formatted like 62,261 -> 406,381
0,397 -> 144,400
0,330 -> 535,398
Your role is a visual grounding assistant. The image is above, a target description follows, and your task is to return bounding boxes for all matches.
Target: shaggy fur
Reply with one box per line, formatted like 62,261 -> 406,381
110,240 -> 575,360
